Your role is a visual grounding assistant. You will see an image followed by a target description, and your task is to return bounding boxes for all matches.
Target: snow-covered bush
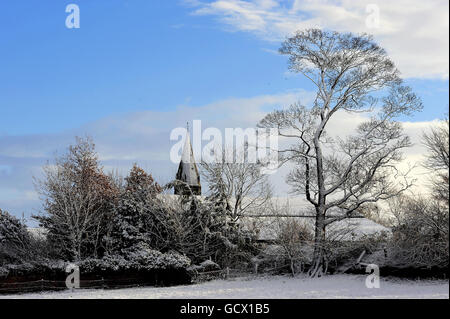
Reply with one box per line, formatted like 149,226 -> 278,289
0,260 -> 67,283
119,242 -> 190,271
199,259 -> 220,271
167,194 -> 260,268
78,243 -> 191,274
275,218 -> 313,275
324,232 -> 389,272
155,251 -> 191,270
0,266 -> 8,278
0,209 -> 34,265
387,197 -> 449,269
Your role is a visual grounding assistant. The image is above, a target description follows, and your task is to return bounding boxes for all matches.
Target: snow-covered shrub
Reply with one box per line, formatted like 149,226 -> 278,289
120,242 -> 190,270
0,267 -> 9,279
0,263 -> 34,279
101,254 -> 129,271
187,259 -> 221,274
155,251 -> 191,270
387,197 -> 449,269
274,218 -> 313,275
0,209 -> 34,265
78,243 -> 191,274
324,232 -> 389,272
252,245 -> 290,273
199,259 -> 220,271
0,260 -> 67,283
254,224 -> 389,275
122,243 -> 164,269
166,194 -> 260,268
77,258 -> 110,273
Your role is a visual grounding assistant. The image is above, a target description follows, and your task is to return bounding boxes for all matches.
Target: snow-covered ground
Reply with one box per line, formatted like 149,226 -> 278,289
1,275 -> 448,299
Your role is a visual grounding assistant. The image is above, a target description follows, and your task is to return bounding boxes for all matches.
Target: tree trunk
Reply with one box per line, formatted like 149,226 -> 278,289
290,259 -> 295,277
309,118 -> 327,278
308,209 -> 326,277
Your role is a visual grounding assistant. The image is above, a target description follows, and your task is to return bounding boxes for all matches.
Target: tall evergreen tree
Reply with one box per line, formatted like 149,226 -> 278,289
106,164 -> 165,256
0,209 -> 33,265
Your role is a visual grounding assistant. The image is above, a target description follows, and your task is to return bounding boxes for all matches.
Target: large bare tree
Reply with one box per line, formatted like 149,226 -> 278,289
200,148 -> 272,223
423,116 -> 449,204
34,137 -> 117,261
258,29 -> 422,277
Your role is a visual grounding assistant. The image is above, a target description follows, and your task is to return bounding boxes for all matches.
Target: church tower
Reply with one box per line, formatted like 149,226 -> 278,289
174,125 -> 201,196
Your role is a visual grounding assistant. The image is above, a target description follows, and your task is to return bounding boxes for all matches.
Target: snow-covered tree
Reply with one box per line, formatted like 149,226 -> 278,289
0,209 -> 33,265
385,118 -> 449,269
199,147 -> 270,266
34,137 -> 118,261
423,116 -> 449,204
388,196 -> 448,268
201,147 -> 272,222
106,164 -> 166,256
258,29 -> 422,277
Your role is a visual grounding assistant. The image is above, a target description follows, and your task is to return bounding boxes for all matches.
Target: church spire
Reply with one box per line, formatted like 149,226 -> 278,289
175,123 -> 201,196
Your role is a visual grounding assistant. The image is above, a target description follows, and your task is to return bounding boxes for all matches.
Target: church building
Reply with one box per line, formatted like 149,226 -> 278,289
174,127 -> 201,196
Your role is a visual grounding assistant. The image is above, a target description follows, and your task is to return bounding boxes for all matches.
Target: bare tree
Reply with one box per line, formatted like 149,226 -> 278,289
34,137 -> 117,261
388,195 -> 448,268
423,116 -> 449,204
275,217 -> 312,276
200,147 -> 272,222
258,29 -> 422,277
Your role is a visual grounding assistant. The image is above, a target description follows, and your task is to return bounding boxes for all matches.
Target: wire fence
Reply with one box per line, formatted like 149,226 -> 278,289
191,263 -> 292,283
0,263 -> 294,295
0,277 -> 186,295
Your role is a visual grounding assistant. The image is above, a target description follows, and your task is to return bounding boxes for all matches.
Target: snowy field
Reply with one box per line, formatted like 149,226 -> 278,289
1,275 -> 448,299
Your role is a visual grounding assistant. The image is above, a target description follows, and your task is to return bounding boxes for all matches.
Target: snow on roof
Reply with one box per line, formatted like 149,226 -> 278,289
238,196 -> 390,241
243,215 -> 390,242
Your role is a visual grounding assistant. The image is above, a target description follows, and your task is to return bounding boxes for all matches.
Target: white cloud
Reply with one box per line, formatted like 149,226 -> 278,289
0,90 -> 442,221
187,0 -> 449,79
0,90 -> 311,220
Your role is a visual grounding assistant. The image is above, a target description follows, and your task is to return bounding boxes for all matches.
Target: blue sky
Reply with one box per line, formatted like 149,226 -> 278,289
0,0 -> 448,223
1,0 -> 295,135
1,1 -> 448,136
